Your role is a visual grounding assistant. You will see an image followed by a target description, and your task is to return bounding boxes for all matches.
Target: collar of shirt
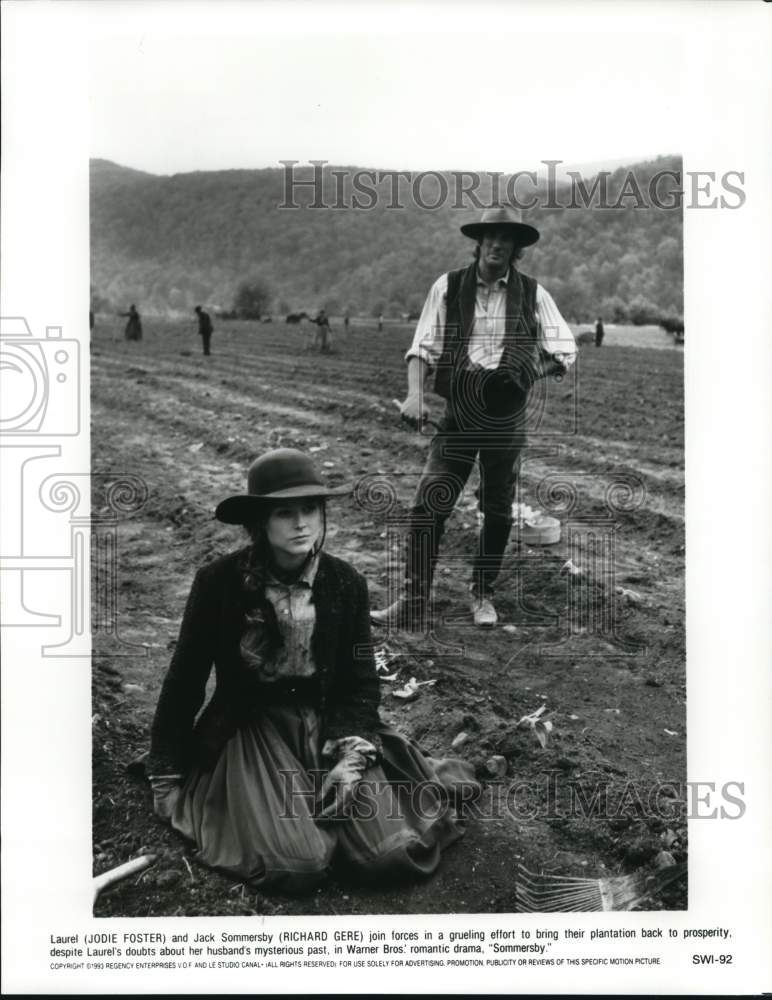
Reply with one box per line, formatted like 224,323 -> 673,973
266,551 -> 320,590
476,266 -> 509,290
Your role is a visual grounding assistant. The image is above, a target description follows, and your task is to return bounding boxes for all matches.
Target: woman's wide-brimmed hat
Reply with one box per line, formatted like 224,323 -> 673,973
215,448 -> 351,524
459,205 -> 540,247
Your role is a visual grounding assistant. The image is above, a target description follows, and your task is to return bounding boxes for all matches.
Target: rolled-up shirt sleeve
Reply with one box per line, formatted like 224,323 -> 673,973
404,273 -> 448,367
536,284 -> 577,369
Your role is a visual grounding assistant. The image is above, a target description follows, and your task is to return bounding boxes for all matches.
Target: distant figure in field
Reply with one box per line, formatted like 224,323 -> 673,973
121,305 -> 143,342
595,316 -> 605,348
195,305 -> 214,356
344,312 -> 350,331
312,309 -> 333,353
89,310 -> 94,332
377,313 -> 384,333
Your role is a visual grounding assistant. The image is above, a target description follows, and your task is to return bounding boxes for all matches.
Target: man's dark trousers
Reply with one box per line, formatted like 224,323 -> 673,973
403,369 -> 525,607
202,332 -> 211,356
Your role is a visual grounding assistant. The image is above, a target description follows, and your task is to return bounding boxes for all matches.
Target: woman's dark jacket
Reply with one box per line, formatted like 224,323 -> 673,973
147,548 -> 381,775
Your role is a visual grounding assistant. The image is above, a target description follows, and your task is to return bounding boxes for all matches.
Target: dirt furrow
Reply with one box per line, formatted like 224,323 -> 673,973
91,323 -> 686,917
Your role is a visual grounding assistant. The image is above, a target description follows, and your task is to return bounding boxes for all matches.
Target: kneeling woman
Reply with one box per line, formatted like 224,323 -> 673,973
147,448 -> 472,892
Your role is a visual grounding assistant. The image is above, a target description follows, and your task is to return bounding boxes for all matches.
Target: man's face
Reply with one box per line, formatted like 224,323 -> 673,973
478,227 -> 517,272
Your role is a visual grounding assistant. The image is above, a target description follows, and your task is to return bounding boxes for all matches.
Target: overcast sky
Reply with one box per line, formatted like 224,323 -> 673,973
88,2 -> 683,176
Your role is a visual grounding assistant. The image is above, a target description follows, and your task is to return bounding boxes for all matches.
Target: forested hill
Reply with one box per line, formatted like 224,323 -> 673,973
90,155 -> 683,322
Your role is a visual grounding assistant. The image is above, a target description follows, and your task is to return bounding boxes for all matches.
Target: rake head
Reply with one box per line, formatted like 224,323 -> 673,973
516,861 -> 687,912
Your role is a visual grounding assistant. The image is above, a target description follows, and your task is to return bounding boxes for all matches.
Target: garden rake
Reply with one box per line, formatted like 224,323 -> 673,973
516,861 -> 686,912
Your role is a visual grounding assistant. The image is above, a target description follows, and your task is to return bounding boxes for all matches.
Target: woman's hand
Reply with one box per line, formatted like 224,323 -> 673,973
317,750 -> 369,821
150,777 -> 182,821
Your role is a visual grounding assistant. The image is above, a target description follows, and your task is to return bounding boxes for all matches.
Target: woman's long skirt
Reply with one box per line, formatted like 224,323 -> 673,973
169,704 -> 471,893
124,318 -> 142,341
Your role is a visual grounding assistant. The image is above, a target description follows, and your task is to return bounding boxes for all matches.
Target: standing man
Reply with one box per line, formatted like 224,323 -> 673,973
312,308 -> 333,353
195,305 -> 213,356
595,315 -> 605,348
378,312 -> 384,333
371,206 -> 576,630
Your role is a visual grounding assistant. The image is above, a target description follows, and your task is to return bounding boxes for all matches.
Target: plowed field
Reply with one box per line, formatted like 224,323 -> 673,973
91,316 -> 686,916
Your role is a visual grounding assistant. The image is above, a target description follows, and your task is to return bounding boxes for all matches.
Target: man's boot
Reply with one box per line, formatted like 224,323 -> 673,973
469,587 -> 498,627
469,513 -> 513,628
370,520 -> 441,631
369,595 -> 426,631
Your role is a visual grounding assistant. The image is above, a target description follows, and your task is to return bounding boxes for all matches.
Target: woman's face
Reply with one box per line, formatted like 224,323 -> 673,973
264,498 -> 323,568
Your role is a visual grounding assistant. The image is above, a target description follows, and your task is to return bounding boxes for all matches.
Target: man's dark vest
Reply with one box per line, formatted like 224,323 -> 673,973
433,263 -> 539,403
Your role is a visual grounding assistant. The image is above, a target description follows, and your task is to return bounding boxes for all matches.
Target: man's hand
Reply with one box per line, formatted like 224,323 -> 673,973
534,352 -> 567,381
393,394 -> 429,429
399,355 -> 430,428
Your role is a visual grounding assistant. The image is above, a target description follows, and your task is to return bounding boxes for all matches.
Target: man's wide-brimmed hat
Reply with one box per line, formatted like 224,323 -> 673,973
215,448 -> 351,524
460,205 -> 540,247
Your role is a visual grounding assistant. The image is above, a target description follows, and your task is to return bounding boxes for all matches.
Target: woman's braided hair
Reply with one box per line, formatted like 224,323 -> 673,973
241,519 -> 272,602
239,514 -> 282,669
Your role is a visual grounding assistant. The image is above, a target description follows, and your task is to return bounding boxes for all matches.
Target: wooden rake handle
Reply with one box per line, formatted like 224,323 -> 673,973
92,854 -> 158,904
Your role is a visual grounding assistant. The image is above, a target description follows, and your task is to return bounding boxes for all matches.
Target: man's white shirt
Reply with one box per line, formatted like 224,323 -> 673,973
406,269 -> 578,371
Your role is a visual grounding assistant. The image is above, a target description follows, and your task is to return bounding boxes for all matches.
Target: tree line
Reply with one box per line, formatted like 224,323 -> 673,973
90,155 -> 683,326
